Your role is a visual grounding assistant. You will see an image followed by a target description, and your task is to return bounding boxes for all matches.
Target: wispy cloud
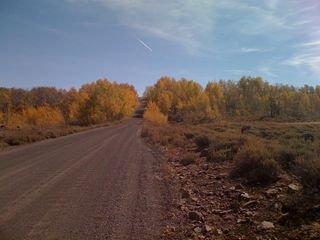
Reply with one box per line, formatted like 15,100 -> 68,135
75,21 -> 100,27
67,0 -> 320,66
88,0 -> 216,54
284,4 -> 318,18
5,14 -> 71,39
225,69 -> 248,75
219,1 -> 291,35
264,0 -> 278,9
136,37 -> 152,52
283,54 -> 320,75
297,40 -> 320,47
294,20 -> 313,26
240,48 -> 262,53
67,0 -> 296,53
258,66 -> 278,78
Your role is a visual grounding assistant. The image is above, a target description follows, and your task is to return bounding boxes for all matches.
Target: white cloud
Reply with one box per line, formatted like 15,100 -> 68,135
298,40 -> 320,47
284,4 -> 318,18
66,0 -> 301,52
283,54 -> 320,75
264,0 -> 278,9
258,66 -> 278,78
220,1 -> 291,35
240,48 -> 262,53
67,0 -> 320,60
88,0 -> 216,54
287,33 -> 320,76
225,69 -> 248,75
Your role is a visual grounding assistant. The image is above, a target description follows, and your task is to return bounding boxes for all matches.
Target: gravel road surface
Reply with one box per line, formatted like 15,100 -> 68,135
0,119 -> 165,240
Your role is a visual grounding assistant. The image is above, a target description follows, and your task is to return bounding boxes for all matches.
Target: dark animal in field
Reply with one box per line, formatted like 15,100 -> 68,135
303,133 -> 314,142
241,125 -> 251,134
0,125 -> 6,129
17,125 -> 21,129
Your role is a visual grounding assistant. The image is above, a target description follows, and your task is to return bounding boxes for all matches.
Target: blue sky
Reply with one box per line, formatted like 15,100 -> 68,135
0,0 -> 319,95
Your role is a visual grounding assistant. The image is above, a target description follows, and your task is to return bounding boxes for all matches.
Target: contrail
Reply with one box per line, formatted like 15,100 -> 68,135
136,38 -> 153,52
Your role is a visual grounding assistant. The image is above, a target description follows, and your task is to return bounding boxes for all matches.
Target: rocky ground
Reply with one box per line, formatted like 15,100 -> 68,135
142,123 -> 320,240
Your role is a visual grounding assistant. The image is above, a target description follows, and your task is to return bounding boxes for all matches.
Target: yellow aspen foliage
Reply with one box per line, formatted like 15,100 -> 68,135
205,81 -> 225,117
143,101 -> 167,125
60,88 -> 80,125
158,92 -> 172,114
77,79 -> 138,125
23,105 -> 64,127
1,79 -> 138,128
7,112 -> 25,127
144,77 -> 214,122
8,105 -> 64,127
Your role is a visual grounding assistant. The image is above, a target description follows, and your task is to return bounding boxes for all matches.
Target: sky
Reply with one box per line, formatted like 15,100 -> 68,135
0,0 -> 319,95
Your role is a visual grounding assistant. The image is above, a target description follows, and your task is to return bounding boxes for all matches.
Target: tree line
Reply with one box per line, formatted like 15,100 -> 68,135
144,76 -> 320,123
0,79 -> 138,127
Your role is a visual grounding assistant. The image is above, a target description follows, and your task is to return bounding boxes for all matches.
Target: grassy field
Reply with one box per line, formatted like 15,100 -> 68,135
142,120 -> 320,239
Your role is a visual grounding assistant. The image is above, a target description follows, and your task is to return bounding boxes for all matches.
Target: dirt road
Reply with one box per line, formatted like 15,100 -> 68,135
0,119 -> 166,240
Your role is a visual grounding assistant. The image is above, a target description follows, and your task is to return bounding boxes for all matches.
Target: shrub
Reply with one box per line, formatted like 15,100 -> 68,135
231,145 -> 280,185
4,137 -> 22,146
207,148 -> 236,162
296,157 -> 320,192
184,132 -> 194,139
213,127 -> 226,132
172,136 -> 185,147
47,131 -> 57,139
274,147 -> 296,170
213,140 -> 242,153
288,223 -> 320,240
194,135 -> 210,151
206,138 -> 243,162
0,142 -> 9,148
143,101 -> 167,125
159,136 -> 169,146
207,150 -> 225,162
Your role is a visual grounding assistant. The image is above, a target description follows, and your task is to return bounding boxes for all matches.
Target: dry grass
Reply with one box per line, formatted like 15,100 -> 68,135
0,122 -> 113,150
0,127 -> 76,147
141,123 -> 188,148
